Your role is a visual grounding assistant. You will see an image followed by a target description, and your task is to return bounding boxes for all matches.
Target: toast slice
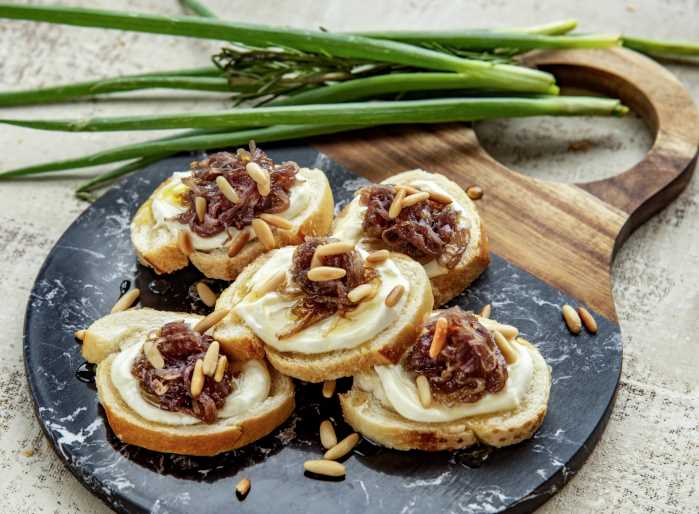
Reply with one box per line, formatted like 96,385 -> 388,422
339,339 -> 550,451
131,166 -> 334,280
213,249 -> 434,383
333,169 -> 489,306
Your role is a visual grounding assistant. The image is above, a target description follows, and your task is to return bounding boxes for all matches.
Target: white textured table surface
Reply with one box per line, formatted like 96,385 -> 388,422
0,1 -> 697,513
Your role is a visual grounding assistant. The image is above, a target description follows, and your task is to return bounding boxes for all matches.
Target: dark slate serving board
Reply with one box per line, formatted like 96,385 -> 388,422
24,143 -> 621,514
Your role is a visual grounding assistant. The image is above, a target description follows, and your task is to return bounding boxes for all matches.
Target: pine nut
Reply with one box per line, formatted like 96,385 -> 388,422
428,190 -> 453,204
480,303 -> 492,319
190,359 -> 205,398
366,249 -> 389,264
324,433 -> 360,461
195,196 -> 206,223
193,309 -> 229,334
347,283 -> 375,303
562,304 -> 582,334
494,330 -> 518,364
259,213 -> 293,230
177,230 -> 193,256
143,340 -> 165,369
384,284 -> 405,307
304,460 -> 345,477
416,375 -> 432,408
246,162 -> 271,196
235,478 -> 251,499
254,270 -> 287,295
496,324 -> 519,339
320,420 -> 337,449
316,241 -> 354,257
388,188 -> 406,219
215,175 -> 240,204
228,229 -> 250,257
578,306 -> 598,334
251,218 -> 275,250
395,184 -> 419,194
322,380 -> 336,399
196,282 -> 218,307
467,185 -> 483,200
111,288 -> 140,313
214,355 -> 228,383
428,317 -> 448,358
74,329 -> 85,341
202,341 -> 220,377
308,266 -> 346,281
401,191 -> 430,208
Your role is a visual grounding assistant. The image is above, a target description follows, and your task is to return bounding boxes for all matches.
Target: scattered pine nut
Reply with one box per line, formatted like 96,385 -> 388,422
319,420 -> 337,449
347,283 -> 375,303
177,230 -> 194,256
479,303 -> 492,319
202,341 -> 220,377
304,459 -> 346,477
193,309 -> 229,334
428,317 -> 448,358
246,162 -> 271,196
196,281 -> 218,307
401,191 -> 430,208
111,288 -> 140,313
494,330 -> 518,364
195,196 -> 207,223
428,190 -> 453,204
144,340 -> 165,369
416,375 -> 432,408
316,241 -> 354,257
395,184 -> 419,194
190,359 -> 205,398
496,324 -> 519,339
388,188 -> 406,219
384,284 -> 405,307
259,213 -> 293,230
562,304 -> 582,334
235,478 -> 251,499
216,175 -> 240,204
74,329 -> 86,341
214,355 -> 228,383
228,230 -> 250,257
366,249 -> 389,265
251,218 -> 275,250
308,266 -> 346,281
255,270 -> 287,296
578,306 -> 598,334
324,433 -> 360,461
322,380 -> 336,399
467,185 -> 483,200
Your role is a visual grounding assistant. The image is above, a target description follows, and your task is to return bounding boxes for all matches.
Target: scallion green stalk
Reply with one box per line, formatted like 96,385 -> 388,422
623,35 -> 699,57
178,0 -> 217,18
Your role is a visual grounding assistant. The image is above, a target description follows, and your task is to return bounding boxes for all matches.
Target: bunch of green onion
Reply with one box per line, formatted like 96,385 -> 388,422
0,0 -> 695,200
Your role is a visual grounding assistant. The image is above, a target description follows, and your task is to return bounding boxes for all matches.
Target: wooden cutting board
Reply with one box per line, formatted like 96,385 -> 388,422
316,47 -> 699,321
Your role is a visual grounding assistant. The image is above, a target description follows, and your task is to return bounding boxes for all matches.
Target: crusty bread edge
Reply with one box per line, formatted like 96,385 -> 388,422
339,339 -> 550,451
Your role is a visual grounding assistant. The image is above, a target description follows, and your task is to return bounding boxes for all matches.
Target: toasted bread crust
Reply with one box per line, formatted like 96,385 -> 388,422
339,340 -> 550,451
97,354 -> 295,456
214,250 -> 434,383
131,167 -> 334,280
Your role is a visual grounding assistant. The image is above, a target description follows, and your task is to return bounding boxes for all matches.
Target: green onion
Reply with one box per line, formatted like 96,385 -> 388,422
352,31 -> 620,50
0,4 -> 556,94
623,35 -> 699,58
517,19 -> 578,35
0,96 -> 627,133
178,0 -> 217,18
75,155 -> 166,196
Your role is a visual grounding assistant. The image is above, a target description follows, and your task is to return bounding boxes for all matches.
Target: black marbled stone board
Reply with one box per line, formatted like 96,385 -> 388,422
24,143 -> 622,514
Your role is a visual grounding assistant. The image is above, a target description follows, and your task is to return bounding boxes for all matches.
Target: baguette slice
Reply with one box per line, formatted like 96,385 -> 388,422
131,166 -> 334,280
333,169 -> 489,306
96,354 -> 294,456
340,339 -> 550,451
213,250 -> 434,383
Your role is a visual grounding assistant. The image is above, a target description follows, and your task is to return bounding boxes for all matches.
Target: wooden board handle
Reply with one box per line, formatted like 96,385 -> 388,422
521,48 -> 699,253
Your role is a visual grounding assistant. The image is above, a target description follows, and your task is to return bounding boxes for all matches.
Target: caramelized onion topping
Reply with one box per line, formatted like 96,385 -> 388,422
405,307 -> 508,404
177,143 -> 299,238
281,237 -> 376,338
132,321 -> 234,423
360,185 -> 468,268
